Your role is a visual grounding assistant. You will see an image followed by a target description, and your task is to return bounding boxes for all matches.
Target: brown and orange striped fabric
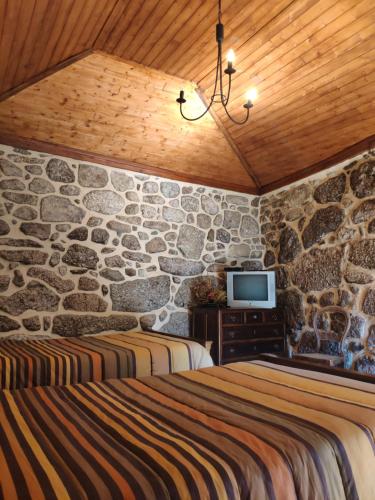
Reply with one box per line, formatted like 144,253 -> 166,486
0,331 -> 213,390
0,359 -> 374,499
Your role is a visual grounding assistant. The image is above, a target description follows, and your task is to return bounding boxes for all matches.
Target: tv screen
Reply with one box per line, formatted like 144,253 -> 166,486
233,274 -> 268,301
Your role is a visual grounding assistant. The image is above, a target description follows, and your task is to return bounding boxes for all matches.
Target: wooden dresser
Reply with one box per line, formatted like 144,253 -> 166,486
191,306 -> 285,365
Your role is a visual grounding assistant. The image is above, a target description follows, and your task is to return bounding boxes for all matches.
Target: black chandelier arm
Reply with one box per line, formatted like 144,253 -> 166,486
222,102 -> 250,125
178,98 -> 214,121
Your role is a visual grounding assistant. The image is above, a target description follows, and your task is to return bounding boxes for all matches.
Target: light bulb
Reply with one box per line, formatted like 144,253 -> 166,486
246,87 -> 258,102
227,49 -> 235,63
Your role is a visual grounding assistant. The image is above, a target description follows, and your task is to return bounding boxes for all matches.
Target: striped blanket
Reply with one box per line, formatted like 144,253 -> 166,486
0,331 -> 213,390
0,360 -> 373,499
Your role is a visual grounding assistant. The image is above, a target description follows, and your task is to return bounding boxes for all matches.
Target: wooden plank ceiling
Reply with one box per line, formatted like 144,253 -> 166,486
0,0 -> 374,193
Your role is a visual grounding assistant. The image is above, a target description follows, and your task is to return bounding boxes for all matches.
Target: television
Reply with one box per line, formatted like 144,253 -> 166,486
226,271 -> 276,308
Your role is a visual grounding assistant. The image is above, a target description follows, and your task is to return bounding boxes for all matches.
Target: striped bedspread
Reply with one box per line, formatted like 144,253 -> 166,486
0,331 -> 213,390
0,360 -> 374,500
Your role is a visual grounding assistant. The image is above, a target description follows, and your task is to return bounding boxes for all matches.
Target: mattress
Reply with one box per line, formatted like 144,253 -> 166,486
0,331 -> 213,390
0,360 -> 373,499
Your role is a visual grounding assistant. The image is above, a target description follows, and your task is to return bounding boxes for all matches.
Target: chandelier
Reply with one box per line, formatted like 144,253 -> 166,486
176,0 -> 257,124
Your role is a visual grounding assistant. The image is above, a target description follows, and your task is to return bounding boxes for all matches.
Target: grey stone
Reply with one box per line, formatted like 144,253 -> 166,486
0,179 -> 25,190
292,247 -> 343,292
201,195 -> 219,215
213,214 -> 223,226
41,195 -> 85,222
278,226 -> 301,263
62,244 -> 99,269
0,238 -> 42,248
226,194 -> 248,205
362,289 -> 375,316
122,251 -> 151,263
78,164 -> 108,188
146,237 -> 167,253
0,281 -> 60,316
181,196 -> 199,212
104,255 -> 126,268
240,215 -> 259,237
22,316 -> 41,331
126,191 -> 139,202
91,228 -> 109,245
78,276 -> 100,291
49,252 -> 60,267
125,204 -> 139,215
313,174 -> 346,203
13,206 -> 38,220
368,219 -> 375,233
140,204 -> 157,218
142,181 -> 158,193
0,275 -> 10,292
60,185 -> 80,196
177,224 -> 205,259
0,249 -> 48,265
278,289 -> 305,329
20,222 -> 51,240
43,317 -> 51,331
25,165 -> 43,175
207,229 -> 214,242
187,214 -> 194,224
87,216 -> 103,227
46,158 -> 74,183
320,292 -> 335,306
83,190 -> 125,215
228,244 -> 250,257
122,234 -> 141,250
160,182 -> 180,198
271,266 -> 289,289
27,267 -> 75,293
216,228 -> 230,243
158,256 -> 205,276
161,312 -> 189,336
107,220 -> 131,235
52,314 -> 138,337
67,227 -> 88,241
264,250 -> 276,267
242,260 -> 263,271
2,192 -> 38,205
197,214 -> 211,229
303,206 -> 344,248
140,314 -> 156,330
223,210 -> 241,229
162,206 -> 185,223
174,276 -> 218,308
0,220 -> 10,235
286,208 -> 304,221
111,275 -> 170,312
0,159 -> 23,177
12,270 -> 24,287
110,171 -> 134,191
351,198 -> 375,223
125,268 -> 136,277
99,268 -> 124,281
0,316 -> 20,332
143,195 -> 165,205
344,264 -> 374,284
349,239 -> 375,269
63,293 -> 108,312
350,160 -> 375,198
29,178 -> 55,194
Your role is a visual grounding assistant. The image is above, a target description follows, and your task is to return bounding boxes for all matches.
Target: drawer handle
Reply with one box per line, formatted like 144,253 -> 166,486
229,348 -> 236,354
252,314 -> 258,319
228,331 -> 235,338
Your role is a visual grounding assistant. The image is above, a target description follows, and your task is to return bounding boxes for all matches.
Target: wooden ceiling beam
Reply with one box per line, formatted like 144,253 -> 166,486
259,134 -> 375,194
0,132 -> 257,195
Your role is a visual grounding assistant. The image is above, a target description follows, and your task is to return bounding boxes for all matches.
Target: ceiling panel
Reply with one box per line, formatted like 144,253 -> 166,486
0,0 -> 374,192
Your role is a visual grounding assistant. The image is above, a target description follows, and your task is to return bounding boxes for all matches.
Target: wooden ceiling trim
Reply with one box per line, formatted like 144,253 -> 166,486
259,134 -> 375,194
0,49 -> 93,103
0,132 -> 257,195
217,1 -> 375,124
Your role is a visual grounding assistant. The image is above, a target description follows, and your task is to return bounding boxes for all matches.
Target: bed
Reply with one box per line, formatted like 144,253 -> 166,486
0,330 -> 213,390
0,358 -> 373,499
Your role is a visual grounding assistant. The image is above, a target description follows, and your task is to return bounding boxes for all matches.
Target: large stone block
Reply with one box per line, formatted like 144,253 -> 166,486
63,293 -> 108,312
27,267 -> 75,293
302,206 -> 344,249
0,159 -> 22,177
278,226 -> 301,263
111,276 -> 170,312
110,171 -> 134,191
83,190 -> 125,215
349,239 -> 375,269
0,249 -> 48,265
0,281 -> 60,316
240,215 -> 259,237
52,314 -> 138,336
46,158 -> 74,183
350,160 -> 375,198
0,315 -> 20,332
277,289 -> 305,329
78,164 -> 108,188
158,256 -> 205,276
40,195 -> 85,222
313,174 -> 346,203
20,222 -> 51,240
177,224 -> 205,259
291,247 -> 343,292
62,244 -> 99,269
351,198 -> 375,223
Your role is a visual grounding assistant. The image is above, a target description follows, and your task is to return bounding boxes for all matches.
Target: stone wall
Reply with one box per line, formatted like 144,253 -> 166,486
0,144 -> 262,338
260,151 -> 375,372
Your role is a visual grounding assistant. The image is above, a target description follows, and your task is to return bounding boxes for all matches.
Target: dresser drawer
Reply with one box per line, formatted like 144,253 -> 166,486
221,311 -> 243,325
264,309 -> 284,322
223,339 -> 284,360
223,324 -> 284,340
245,311 -> 263,324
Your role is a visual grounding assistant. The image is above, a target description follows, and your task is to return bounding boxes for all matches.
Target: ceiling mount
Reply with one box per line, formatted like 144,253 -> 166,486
176,0 -> 257,125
